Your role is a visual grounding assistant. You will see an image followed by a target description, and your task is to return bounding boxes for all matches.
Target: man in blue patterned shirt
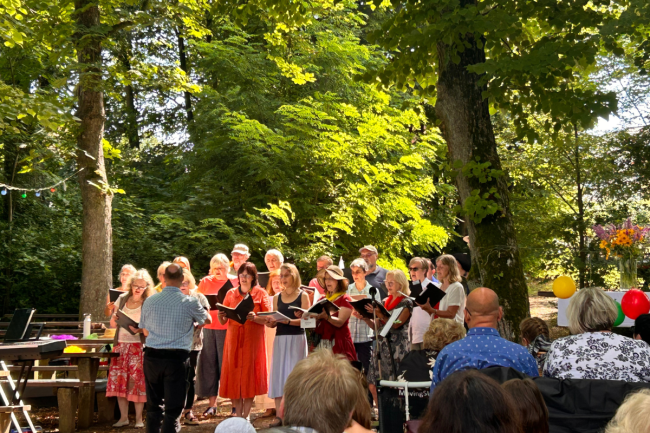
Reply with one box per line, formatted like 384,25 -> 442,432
139,263 -> 211,433
430,287 -> 538,395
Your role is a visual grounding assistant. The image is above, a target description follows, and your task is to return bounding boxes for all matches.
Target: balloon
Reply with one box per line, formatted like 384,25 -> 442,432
553,276 -> 576,299
613,301 -> 625,327
621,289 -> 650,320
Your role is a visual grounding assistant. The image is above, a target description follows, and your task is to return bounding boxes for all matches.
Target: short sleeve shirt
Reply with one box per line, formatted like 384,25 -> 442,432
438,282 -> 466,324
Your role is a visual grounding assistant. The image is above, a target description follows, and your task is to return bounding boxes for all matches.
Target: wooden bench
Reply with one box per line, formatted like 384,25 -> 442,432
0,405 -> 31,433
25,379 -> 113,433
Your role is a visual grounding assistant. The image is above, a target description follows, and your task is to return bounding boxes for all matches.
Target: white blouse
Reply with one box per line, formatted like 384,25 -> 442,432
543,332 -> 650,382
438,282 -> 466,324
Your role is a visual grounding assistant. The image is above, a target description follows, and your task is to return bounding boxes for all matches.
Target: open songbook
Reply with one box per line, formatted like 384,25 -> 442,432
109,289 -> 124,303
349,295 -> 388,320
408,282 -> 447,307
289,298 -> 339,317
115,309 -> 139,335
214,294 -> 254,325
204,279 -> 235,310
257,311 -> 292,323
379,307 -> 404,338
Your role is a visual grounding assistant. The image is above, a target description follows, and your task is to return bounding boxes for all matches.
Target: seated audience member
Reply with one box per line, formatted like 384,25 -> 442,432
419,370 -> 521,433
398,318 -> 465,382
214,417 -> 256,433
431,288 -> 538,393
309,255 -> 333,295
277,349 -> 365,433
520,317 -> 551,373
502,378 -> 549,433
544,288 -> 650,382
346,365 -> 373,433
634,314 -> 650,345
604,389 -> 650,433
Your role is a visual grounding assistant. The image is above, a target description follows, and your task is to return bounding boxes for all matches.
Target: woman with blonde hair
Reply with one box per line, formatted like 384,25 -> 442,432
105,264 -> 137,317
419,254 -> 466,324
544,288 -> 650,381
264,263 -> 310,426
256,268 -> 282,417
107,269 -> 154,428
196,253 -> 239,416
605,389 -> 650,433
363,269 -> 413,406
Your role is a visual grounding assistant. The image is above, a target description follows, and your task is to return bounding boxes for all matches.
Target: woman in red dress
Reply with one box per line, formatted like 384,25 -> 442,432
311,265 -> 357,361
218,262 -> 272,418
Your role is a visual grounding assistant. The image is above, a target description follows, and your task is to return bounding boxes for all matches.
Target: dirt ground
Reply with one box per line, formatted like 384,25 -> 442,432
25,295 -> 564,432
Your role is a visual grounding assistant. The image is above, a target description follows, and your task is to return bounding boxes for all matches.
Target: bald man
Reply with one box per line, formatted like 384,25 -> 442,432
429,288 -> 538,395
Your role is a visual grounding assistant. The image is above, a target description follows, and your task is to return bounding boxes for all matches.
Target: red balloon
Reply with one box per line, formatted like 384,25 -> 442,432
621,289 -> 650,320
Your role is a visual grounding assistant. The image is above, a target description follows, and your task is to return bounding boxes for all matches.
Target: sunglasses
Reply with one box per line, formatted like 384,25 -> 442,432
409,267 -> 420,272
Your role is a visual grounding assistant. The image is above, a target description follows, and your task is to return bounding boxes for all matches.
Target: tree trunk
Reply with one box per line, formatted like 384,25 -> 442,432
1,144 -> 18,315
74,0 -> 113,320
573,125 -> 587,288
176,28 -> 193,121
121,33 -> 140,149
435,29 -> 530,339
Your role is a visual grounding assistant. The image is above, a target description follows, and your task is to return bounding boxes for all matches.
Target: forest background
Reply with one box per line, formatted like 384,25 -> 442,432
1,0 -> 649,328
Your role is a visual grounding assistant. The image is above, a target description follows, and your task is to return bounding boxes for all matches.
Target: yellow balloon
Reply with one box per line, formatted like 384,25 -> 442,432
553,276 -> 576,299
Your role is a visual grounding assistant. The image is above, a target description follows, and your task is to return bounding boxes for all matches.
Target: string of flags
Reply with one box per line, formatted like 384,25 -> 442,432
0,169 -> 84,198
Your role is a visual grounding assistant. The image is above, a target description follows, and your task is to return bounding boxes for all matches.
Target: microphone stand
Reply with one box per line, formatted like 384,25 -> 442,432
369,286 -> 382,380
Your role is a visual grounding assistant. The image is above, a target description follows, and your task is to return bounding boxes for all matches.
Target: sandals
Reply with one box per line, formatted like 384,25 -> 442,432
184,411 -> 199,425
202,407 -> 218,417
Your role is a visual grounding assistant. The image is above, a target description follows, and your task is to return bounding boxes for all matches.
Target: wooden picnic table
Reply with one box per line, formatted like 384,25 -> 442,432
52,351 -> 119,429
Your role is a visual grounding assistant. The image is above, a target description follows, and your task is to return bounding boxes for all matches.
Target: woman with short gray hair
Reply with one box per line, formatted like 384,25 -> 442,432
543,288 -> 650,382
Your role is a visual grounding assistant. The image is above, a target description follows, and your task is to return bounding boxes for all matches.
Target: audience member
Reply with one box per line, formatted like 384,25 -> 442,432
179,268 -> 210,425
544,287 -> 650,382
430,288 -> 538,393
347,258 -> 381,378
634,313 -> 650,345
604,389 -> 650,433
106,264 -> 137,317
173,256 -> 191,270
346,365 -> 373,433
214,417 -> 256,433
364,269 -> 413,404
196,254 -> 238,416
419,370 -> 521,433
139,263 -> 211,433
265,264 -> 311,426
418,255 -> 466,325
309,255 -> 333,295
520,317 -> 551,373
359,246 -> 387,297
229,244 -> 250,276
407,257 -> 435,350
398,318 -> 465,382
218,262 -> 272,418
107,269 -> 154,428
265,249 -> 284,272
280,349 -> 365,433
154,261 -> 171,293
502,378 -> 549,433
311,266 -> 357,361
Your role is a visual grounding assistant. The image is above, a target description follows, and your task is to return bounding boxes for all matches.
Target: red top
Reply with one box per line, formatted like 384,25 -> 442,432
315,294 -> 357,362
219,286 -> 272,399
197,275 -> 239,330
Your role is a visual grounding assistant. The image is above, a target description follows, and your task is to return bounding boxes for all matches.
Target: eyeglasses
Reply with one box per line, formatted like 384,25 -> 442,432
239,274 -> 253,279
180,282 -> 190,287
386,281 -> 396,287
360,253 -> 376,259
409,267 -> 420,272
465,307 -> 472,317
132,284 -> 147,290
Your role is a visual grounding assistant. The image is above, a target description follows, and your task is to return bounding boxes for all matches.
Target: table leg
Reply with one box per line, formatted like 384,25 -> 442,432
77,358 -> 99,429
11,361 -> 33,405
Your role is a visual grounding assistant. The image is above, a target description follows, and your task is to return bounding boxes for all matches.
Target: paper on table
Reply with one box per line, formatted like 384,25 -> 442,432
380,307 -> 404,338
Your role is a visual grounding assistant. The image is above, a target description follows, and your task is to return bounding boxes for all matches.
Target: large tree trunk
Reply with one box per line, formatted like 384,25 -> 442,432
435,31 -> 530,339
176,28 -> 193,121
74,0 -> 113,320
574,126 -> 587,288
121,33 -> 140,149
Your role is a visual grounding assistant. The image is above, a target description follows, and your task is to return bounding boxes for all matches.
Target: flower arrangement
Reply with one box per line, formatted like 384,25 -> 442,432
593,219 -> 648,260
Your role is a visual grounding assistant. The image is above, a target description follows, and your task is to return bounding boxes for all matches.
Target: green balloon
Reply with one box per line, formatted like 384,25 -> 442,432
614,301 -> 625,327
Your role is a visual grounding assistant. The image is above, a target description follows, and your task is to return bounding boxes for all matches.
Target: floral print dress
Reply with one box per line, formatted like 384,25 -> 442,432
368,298 -> 414,382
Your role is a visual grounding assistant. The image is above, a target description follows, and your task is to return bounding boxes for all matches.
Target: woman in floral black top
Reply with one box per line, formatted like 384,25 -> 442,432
543,288 -> 650,382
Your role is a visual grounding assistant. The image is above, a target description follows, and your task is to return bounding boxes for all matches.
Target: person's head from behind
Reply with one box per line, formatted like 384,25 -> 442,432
209,254 -> 230,280
502,379 -> 549,433
281,349 -> 362,433
464,287 -> 503,329
423,318 -> 466,352
633,314 -> 650,345
179,268 -> 196,296
520,317 -> 550,347
420,370 -> 521,433
566,287 -> 617,335
605,389 -> 650,433
316,255 -> 333,272
164,263 -> 184,288
214,417 -> 256,433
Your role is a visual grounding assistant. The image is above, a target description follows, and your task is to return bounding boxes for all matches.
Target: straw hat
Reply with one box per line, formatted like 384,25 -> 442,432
317,265 -> 347,289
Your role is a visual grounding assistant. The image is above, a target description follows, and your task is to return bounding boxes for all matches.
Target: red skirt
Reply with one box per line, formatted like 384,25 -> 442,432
106,343 -> 146,402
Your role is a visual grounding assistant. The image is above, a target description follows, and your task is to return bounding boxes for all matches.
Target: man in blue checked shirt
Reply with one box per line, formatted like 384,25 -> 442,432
138,263 -> 211,433
430,287 -> 538,396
